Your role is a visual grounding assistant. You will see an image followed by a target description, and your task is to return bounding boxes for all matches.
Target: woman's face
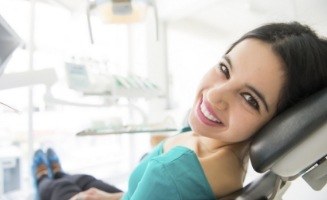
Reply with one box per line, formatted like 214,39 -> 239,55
189,39 -> 285,143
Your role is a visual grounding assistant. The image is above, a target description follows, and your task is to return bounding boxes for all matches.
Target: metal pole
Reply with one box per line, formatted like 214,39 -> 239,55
27,0 -> 36,182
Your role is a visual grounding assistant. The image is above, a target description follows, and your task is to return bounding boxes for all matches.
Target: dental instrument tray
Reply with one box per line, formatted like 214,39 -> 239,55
76,126 -> 177,136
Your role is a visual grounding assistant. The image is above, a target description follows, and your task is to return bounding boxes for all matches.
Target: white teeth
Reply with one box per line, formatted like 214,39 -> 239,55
200,102 -> 222,123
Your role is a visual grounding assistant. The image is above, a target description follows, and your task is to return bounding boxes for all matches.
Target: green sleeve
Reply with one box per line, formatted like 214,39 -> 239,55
129,159 -> 180,200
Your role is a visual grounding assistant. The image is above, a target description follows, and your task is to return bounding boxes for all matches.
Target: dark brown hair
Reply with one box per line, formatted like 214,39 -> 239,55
226,22 -> 327,115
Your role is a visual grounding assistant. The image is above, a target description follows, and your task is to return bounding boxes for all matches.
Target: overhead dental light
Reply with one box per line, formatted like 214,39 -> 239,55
87,0 -> 158,43
95,0 -> 150,23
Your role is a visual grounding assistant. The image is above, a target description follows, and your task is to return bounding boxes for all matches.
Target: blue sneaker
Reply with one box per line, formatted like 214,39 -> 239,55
32,149 -> 50,199
46,148 -> 63,178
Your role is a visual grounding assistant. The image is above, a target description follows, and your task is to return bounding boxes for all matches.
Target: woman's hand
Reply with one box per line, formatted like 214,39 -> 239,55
70,188 -> 124,200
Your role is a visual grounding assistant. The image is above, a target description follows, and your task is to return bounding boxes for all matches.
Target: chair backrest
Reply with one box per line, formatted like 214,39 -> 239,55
250,88 -> 327,176
221,88 -> 327,200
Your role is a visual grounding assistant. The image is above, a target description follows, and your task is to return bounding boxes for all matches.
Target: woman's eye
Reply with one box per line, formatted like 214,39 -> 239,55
219,63 -> 230,79
242,93 -> 260,111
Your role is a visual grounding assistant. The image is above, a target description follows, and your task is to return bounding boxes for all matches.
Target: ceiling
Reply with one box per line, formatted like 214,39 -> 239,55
43,0 -> 327,38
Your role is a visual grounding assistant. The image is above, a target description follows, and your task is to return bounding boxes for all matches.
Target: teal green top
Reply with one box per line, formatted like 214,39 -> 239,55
122,142 -> 216,200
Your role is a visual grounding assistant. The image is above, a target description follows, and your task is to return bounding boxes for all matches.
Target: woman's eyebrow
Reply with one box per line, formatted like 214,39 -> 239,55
223,55 -> 232,69
245,84 -> 269,112
223,54 -> 269,113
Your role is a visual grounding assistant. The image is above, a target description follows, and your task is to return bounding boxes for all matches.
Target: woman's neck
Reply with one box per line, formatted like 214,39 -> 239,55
192,132 -> 249,158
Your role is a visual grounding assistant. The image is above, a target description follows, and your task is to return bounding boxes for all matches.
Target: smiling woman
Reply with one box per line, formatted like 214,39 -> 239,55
31,22 -> 327,200
189,38 -> 284,144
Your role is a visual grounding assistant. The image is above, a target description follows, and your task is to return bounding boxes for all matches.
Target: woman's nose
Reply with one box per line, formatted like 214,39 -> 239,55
206,87 -> 229,111
216,100 -> 228,110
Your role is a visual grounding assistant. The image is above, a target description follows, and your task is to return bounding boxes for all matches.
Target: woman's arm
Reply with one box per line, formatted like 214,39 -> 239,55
128,153 -> 215,200
69,188 -> 124,200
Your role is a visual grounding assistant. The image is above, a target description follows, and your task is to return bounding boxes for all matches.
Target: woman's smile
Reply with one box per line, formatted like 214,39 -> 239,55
189,39 -> 284,143
196,97 -> 225,127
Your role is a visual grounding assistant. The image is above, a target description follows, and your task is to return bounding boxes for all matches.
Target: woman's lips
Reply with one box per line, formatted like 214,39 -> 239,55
200,102 -> 221,123
196,98 -> 224,126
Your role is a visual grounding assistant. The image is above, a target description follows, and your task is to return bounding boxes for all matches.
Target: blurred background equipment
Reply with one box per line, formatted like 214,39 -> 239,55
0,0 -> 326,199
0,14 -> 22,75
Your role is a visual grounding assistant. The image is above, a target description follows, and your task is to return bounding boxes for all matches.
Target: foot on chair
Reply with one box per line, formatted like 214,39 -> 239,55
46,148 -> 63,178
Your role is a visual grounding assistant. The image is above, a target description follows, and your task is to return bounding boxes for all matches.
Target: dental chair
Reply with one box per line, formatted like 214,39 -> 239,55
220,88 -> 327,200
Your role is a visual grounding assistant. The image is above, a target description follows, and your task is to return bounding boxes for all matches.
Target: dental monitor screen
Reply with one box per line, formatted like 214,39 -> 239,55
0,14 -> 21,76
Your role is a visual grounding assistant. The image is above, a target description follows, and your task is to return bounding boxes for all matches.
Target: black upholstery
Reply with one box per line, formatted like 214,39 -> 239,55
221,88 -> 327,200
250,88 -> 327,173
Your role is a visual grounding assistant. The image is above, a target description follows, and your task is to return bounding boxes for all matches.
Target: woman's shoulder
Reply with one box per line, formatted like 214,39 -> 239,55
201,147 -> 244,198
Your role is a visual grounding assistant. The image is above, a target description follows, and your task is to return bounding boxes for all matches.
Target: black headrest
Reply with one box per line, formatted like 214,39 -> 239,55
250,88 -> 327,173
